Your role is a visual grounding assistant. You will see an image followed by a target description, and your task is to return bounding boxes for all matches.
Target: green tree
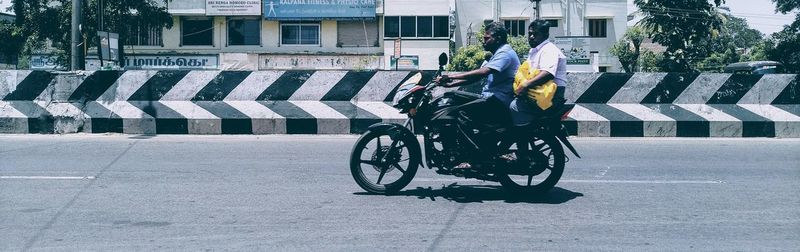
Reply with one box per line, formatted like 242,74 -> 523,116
639,49 -> 664,72
694,12 -> 764,72
7,0 -> 173,68
742,39 -> 775,62
609,26 -> 646,73
634,0 -> 725,72
0,20 -> 24,67
447,44 -> 487,71
769,0 -> 800,73
696,48 -> 739,72
717,12 -> 764,49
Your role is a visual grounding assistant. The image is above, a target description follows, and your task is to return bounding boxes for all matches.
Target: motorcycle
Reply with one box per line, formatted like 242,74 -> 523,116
349,53 -> 580,195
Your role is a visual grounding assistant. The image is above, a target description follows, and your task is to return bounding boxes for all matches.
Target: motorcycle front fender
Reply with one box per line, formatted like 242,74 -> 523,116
366,123 -> 423,161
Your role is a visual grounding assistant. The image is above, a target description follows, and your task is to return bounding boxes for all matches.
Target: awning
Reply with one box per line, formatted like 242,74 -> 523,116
539,2 -> 563,18
585,5 -> 617,19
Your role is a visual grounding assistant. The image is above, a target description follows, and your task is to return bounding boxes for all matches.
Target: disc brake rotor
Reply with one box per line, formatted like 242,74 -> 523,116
526,151 -> 553,176
370,145 -> 403,173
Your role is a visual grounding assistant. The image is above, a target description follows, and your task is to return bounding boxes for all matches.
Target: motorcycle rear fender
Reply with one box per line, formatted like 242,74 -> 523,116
367,123 -> 423,159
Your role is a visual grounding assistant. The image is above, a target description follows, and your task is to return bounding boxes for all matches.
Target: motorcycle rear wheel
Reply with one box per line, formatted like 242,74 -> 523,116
350,130 -> 420,194
496,134 -> 565,195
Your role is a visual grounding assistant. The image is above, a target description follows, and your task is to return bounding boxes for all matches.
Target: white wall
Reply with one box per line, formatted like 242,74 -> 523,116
0,0 -> 13,15
454,0 -> 495,47
381,0 -> 451,70
585,0 -> 627,71
500,0 -> 535,19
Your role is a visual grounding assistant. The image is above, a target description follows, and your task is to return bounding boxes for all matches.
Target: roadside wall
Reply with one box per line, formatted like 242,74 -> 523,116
1,70 -> 798,136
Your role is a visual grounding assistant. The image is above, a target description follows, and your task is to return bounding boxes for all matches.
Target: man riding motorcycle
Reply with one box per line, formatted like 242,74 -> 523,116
435,21 -> 520,169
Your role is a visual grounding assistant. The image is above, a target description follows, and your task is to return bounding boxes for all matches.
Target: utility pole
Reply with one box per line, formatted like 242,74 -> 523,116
531,0 -> 541,20
97,0 -> 104,67
71,0 -> 83,70
567,0 -> 571,36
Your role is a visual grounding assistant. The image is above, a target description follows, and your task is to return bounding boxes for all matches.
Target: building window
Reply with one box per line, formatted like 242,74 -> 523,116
181,17 -> 214,46
125,21 -> 162,46
337,20 -> 379,47
281,22 -> 320,45
384,16 -> 449,38
588,19 -> 607,38
545,19 -> 559,28
227,18 -> 260,46
385,16 -> 399,37
599,66 -> 609,72
503,20 -> 526,37
417,16 -> 432,37
434,16 -> 449,37
401,16 -> 416,37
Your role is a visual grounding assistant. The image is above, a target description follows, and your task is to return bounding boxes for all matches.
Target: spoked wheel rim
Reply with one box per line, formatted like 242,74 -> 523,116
351,131 -> 418,194
498,135 -> 565,193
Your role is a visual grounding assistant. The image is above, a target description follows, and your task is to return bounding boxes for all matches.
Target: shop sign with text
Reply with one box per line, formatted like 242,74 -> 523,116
207,0 -> 262,16
124,55 -> 219,70
264,0 -> 376,20
555,37 -> 591,65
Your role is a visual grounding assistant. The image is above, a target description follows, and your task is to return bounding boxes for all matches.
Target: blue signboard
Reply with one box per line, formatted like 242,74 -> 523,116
264,0 -> 376,20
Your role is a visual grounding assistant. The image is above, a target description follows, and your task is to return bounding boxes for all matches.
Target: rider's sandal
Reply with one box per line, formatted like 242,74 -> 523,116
499,153 -> 517,162
454,162 -> 472,170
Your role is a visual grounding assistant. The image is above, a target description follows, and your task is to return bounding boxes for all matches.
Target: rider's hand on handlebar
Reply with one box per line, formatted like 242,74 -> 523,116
435,75 -> 451,86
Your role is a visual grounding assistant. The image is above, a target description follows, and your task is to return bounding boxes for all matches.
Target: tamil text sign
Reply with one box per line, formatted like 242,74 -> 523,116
207,0 -> 262,16
264,0 -> 376,20
259,54 -> 382,70
124,55 -> 219,70
30,55 -> 66,70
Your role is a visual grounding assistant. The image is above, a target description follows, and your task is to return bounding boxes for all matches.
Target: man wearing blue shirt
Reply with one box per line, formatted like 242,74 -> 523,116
435,21 -> 520,169
438,22 -> 520,109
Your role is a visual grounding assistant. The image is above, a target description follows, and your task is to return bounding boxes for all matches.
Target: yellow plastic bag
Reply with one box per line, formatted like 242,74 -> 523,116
513,61 -> 558,110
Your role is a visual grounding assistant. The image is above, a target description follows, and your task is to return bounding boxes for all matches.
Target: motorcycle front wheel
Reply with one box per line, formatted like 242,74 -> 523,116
496,134 -> 565,195
350,130 -> 420,194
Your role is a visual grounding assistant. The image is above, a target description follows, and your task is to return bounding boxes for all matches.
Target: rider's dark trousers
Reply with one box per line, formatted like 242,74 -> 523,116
458,95 -> 511,127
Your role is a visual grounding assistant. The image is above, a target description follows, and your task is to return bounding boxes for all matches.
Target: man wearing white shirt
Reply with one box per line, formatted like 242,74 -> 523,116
507,20 -> 568,167
510,19 -> 568,126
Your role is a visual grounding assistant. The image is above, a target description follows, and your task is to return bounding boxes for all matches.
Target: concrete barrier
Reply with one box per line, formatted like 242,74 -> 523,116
0,70 -> 798,137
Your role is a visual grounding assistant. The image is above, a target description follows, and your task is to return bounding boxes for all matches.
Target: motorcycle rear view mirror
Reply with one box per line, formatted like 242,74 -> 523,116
438,53 -> 448,67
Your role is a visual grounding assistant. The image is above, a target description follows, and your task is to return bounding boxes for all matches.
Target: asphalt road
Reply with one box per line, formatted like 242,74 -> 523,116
1,135 -> 799,251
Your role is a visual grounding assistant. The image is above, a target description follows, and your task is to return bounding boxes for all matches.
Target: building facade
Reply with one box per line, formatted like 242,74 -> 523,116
111,0 -> 449,71
455,0 -> 627,72
95,0 -> 626,71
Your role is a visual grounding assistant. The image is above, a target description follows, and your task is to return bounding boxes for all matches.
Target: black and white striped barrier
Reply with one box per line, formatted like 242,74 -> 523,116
1,70 -> 798,137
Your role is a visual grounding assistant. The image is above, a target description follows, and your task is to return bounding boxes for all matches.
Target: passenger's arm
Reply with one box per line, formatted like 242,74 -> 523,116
516,49 -> 558,94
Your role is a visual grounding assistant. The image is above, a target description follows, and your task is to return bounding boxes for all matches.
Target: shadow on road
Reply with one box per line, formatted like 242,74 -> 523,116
355,183 -> 584,204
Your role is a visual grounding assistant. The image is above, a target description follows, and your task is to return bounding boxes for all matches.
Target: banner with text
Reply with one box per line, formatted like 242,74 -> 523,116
263,0 -> 376,20
554,37 -> 590,65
